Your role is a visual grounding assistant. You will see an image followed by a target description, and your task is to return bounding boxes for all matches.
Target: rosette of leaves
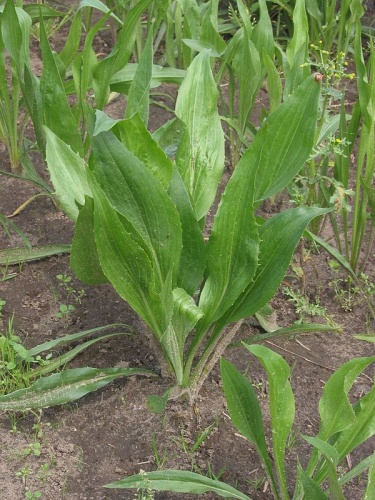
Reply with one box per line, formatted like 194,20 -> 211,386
45,50 -> 327,403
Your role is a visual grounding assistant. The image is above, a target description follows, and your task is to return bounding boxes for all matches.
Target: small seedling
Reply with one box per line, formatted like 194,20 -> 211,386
16,466 -> 31,484
55,303 -> 75,323
25,489 -> 42,500
56,274 -> 85,304
283,286 -> 337,326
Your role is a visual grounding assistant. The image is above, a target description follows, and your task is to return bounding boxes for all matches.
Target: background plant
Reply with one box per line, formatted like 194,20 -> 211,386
43,21 -> 328,406
109,346 -> 375,499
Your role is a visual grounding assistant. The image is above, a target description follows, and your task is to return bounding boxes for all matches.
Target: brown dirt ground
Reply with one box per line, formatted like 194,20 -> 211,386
1,2 -> 375,500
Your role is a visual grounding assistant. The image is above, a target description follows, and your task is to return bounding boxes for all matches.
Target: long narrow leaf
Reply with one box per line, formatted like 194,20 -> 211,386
244,344 -> 294,498
0,367 -> 154,411
220,358 -> 276,487
105,470 -> 251,499
175,50 -> 225,220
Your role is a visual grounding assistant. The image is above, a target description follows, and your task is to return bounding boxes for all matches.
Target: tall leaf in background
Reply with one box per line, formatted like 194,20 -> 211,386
175,50 -> 225,221
39,13 -> 83,156
93,0 -> 152,109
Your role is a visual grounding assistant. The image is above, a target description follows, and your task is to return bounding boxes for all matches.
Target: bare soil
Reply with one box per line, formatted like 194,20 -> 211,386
1,3 -> 375,500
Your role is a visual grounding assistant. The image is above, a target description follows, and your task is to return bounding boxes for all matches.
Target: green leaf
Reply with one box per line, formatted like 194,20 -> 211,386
318,357 -> 375,440
91,132 -> 182,286
0,367 -> 154,411
27,324 -> 131,357
298,468 -> 329,500
168,168 -> 206,295
198,147 -> 259,324
32,332 -> 134,377
93,0 -> 152,109
147,387 -> 171,414
364,453 -> 375,499
286,0 -> 308,68
70,197 -> 108,285
78,0 -> 124,26
175,50 -> 225,220
1,0 -> 31,67
39,18 -> 83,156
224,207 -> 330,324
244,344 -> 294,498
339,453 -> 375,486
232,29 -> 262,134
333,381 -> 375,463
125,26 -> 153,125
0,245 -> 70,266
88,174 -> 170,336
105,470 -> 251,499
113,114 -> 174,189
252,0 -> 274,62
253,75 -> 320,201
220,358 -> 275,484
302,436 -> 340,466
44,127 -> 91,221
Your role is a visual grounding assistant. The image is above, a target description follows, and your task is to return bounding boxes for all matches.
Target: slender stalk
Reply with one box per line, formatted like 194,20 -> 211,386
188,320 -> 244,402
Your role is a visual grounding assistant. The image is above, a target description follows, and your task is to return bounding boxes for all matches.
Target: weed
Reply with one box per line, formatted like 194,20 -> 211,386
56,274 -> 86,304
16,466 -> 31,484
283,285 -> 336,326
151,435 -> 167,470
55,303 -> 75,324
25,489 -> 42,500
132,470 -> 154,500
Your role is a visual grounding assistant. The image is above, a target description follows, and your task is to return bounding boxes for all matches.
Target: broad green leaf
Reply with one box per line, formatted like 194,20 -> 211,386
182,38 -> 224,57
252,75 -> 320,201
113,114 -> 173,189
168,168 -> 206,295
91,131 -> 182,285
333,381 -> 375,463
93,111 -> 174,188
318,357 -> 375,441
175,50 -> 225,220
110,65 -> 186,93
93,0 -> 152,109
44,127 -> 91,221
0,245 -> 70,266
198,147 -> 259,324
224,207 -> 330,324
1,1 -> 31,67
171,288 -> 204,344
298,468 -> 329,500
125,26 -> 153,125
245,344 -> 294,498
160,288 -> 203,384
105,470 -> 251,499
70,197 -> 108,285
0,367 -> 154,411
354,335 -> 375,343
200,1 -> 226,56
153,118 -> 186,160
40,18 -> 83,156
88,174 -> 171,336
220,358 -> 275,484
22,4 -> 66,21
305,357 -> 375,482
